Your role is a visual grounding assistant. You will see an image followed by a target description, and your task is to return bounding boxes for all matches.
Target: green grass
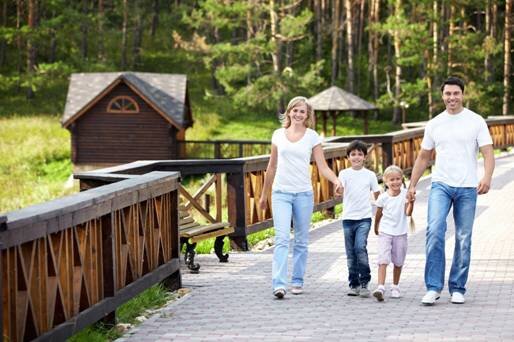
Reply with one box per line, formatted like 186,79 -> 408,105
0,115 -> 77,213
68,284 -> 174,342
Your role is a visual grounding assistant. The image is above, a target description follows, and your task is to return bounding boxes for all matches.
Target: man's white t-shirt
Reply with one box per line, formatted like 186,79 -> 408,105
271,127 -> 323,193
338,167 -> 380,220
376,187 -> 408,236
421,108 -> 493,187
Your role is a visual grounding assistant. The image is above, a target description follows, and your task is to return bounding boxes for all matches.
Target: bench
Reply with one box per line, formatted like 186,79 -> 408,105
179,205 -> 234,273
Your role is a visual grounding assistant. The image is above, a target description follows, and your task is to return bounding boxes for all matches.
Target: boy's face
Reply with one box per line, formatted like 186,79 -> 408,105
347,149 -> 366,169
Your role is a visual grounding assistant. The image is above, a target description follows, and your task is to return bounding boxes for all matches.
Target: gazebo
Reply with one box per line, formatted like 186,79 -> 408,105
308,86 -> 377,135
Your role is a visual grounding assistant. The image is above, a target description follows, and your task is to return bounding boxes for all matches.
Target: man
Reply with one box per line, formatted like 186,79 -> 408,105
407,76 -> 495,305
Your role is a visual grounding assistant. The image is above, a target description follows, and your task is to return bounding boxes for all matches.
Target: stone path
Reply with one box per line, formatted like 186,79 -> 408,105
118,153 -> 514,341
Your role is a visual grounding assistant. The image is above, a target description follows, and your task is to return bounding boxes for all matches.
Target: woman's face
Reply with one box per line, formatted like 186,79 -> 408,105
288,103 -> 308,125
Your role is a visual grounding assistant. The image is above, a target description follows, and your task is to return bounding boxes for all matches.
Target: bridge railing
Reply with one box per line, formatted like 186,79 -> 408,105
0,172 -> 181,342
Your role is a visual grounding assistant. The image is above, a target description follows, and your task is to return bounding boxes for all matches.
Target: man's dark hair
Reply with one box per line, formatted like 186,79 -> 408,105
440,76 -> 465,93
346,140 -> 368,157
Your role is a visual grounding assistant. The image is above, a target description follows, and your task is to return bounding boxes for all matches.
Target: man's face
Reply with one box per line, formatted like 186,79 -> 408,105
442,84 -> 464,114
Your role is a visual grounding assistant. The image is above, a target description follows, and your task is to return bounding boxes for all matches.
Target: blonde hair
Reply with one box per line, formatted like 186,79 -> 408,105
382,165 -> 416,232
281,96 -> 314,128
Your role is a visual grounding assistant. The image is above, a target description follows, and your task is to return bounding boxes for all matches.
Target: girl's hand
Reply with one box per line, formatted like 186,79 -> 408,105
374,226 -> 379,236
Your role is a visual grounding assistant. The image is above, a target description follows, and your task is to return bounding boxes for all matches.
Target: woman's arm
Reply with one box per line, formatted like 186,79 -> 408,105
258,144 -> 278,210
312,144 -> 343,195
374,207 -> 383,235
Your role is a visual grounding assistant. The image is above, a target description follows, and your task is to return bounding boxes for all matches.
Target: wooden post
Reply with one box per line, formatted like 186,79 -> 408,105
227,170 -> 248,251
381,137 -> 394,172
162,190 -> 181,291
214,142 -> 221,159
332,111 -> 337,136
101,213 -> 116,327
363,111 -> 369,134
323,111 -> 328,136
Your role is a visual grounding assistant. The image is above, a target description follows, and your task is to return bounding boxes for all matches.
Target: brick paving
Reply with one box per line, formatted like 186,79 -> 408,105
119,153 -> 514,341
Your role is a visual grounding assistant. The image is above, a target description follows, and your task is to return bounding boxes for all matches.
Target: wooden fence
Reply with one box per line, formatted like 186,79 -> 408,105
0,172 -> 181,342
177,140 -> 270,159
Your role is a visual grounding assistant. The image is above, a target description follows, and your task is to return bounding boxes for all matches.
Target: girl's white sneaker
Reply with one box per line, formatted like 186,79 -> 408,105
391,285 -> 401,298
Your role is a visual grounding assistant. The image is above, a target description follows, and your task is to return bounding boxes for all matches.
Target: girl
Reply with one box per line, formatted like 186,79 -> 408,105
372,165 -> 414,301
258,96 -> 342,299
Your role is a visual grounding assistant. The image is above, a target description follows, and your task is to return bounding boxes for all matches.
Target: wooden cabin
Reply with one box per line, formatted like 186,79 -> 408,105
62,72 -> 193,170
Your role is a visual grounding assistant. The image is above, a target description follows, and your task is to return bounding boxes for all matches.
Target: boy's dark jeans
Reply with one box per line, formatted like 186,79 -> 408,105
342,218 -> 372,288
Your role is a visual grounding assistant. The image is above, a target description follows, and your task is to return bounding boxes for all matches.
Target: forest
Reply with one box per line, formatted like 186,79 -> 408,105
0,0 -> 512,123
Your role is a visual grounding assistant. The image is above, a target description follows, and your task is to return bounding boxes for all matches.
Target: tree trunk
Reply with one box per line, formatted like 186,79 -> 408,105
314,0 -> 322,61
26,0 -> 37,99
269,0 -> 283,115
151,0 -> 159,37
368,0 -> 379,101
98,0 -> 105,61
392,0 -> 402,124
503,0 -> 512,115
132,1 -> 144,69
428,0 -> 439,119
121,0 -> 128,68
344,0 -> 354,91
331,0 -> 340,85
81,0 -> 89,61
0,0 -> 7,66
447,3 -> 455,74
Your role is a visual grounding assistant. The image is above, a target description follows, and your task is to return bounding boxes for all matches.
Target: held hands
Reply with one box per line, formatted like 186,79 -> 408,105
334,179 -> 343,196
258,195 -> 268,210
477,176 -> 492,195
374,225 -> 379,236
406,186 -> 416,202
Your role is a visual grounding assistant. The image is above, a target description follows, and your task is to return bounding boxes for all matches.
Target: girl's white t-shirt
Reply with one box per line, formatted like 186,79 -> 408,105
271,127 -> 323,193
338,167 -> 380,220
376,187 -> 409,236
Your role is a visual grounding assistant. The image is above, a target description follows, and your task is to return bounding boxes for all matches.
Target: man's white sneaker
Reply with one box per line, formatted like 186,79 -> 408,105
451,292 -> 465,304
421,290 -> 440,305
291,286 -> 303,295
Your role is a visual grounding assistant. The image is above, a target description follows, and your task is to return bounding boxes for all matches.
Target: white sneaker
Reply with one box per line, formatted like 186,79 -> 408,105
291,286 -> 303,295
451,292 -> 465,304
421,290 -> 440,305
391,285 -> 401,298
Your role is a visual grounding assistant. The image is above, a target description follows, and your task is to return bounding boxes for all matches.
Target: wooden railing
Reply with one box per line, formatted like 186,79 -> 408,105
75,143 -> 349,251
327,116 -> 514,175
0,172 -> 181,342
177,140 -> 270,159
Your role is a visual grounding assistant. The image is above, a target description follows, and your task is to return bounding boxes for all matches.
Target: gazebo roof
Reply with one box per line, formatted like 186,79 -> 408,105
308,86 -> 377,111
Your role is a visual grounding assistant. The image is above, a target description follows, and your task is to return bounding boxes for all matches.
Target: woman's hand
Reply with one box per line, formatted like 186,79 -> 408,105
258,195 -> 268,210
334,179 -> 343,196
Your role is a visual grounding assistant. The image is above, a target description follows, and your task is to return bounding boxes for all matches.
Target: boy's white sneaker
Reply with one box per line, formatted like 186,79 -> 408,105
451,292 -> 465,304
421,290 -> 440,305
390,285 -> 401,298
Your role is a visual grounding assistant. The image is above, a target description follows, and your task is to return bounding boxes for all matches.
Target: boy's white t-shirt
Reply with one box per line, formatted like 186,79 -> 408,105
421,108 -> 493,187
271,127 -> 323,193
376,187 -> 408,236
338,167 -> 380,220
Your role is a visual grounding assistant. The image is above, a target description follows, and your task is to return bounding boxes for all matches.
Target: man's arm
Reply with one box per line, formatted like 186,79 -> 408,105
407,148 -> 433,201
477,144 -> 494,195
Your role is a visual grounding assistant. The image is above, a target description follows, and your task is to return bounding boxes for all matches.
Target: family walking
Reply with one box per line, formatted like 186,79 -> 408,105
260,76 -> 495,305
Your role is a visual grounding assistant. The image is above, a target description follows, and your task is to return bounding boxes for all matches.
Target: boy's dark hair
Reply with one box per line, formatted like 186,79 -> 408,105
440,76 -> 465,93
346,140 -> 368,157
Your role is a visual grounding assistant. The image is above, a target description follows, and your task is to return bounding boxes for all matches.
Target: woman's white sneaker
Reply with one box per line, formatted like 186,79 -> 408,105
421,290 -> 440,305
451,292 -> 465,304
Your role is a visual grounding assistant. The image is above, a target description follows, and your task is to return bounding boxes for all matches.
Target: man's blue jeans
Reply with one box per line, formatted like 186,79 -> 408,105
342,218 -> 372,288
271,190 -> 314,291
425,182 -> 477,295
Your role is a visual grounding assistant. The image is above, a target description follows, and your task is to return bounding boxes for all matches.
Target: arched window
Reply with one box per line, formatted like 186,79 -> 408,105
107,96 -> 140,113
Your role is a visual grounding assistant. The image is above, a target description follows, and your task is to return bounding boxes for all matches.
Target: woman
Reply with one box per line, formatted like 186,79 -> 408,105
259,96 -> 342,299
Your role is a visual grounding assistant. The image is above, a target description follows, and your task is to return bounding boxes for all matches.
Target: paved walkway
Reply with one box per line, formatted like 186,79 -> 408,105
119,153 -> 514,341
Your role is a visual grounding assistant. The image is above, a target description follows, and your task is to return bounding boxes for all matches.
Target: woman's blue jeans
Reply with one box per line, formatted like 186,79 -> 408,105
342,218 -> 372,288
271,190 -> 314,291
425,182 -> 477,295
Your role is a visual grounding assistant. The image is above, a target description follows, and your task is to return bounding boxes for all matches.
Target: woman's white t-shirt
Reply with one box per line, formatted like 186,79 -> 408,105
376,187 -> 408,236
338,167 -> 380,220
271,127 -> 323,193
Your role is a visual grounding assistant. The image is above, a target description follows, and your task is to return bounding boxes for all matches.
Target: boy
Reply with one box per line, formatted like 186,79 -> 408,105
339,140 -> 380,297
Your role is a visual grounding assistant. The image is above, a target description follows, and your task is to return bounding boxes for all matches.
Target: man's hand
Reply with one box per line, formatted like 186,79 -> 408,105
477,176 -> 492,195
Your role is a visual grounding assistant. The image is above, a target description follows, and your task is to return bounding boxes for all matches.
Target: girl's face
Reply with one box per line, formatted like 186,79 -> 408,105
385,171 -> 403,192
288,103 -> 308,125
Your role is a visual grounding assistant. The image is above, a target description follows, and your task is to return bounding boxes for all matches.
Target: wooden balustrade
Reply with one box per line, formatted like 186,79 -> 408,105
0,172 -> 181,342
177,140 -> 270,159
